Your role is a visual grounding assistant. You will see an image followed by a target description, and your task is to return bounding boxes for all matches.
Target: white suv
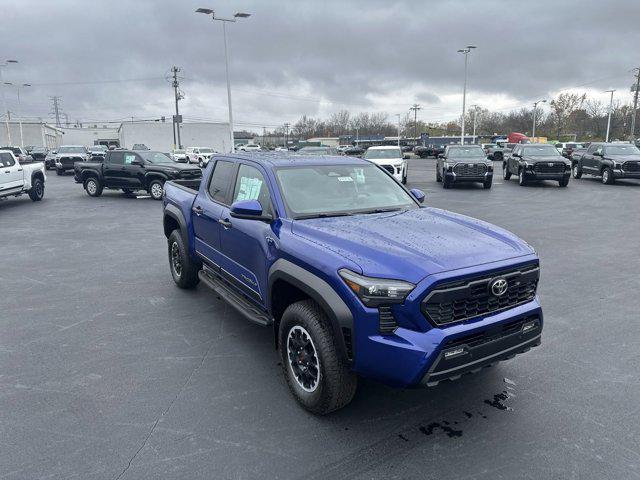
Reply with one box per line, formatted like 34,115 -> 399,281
185,147 -> 216,168
238,144 -> 261,152
363,146 -> 408,184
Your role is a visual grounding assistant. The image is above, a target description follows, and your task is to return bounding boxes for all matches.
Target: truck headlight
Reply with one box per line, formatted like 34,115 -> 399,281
338,269 -> 415,307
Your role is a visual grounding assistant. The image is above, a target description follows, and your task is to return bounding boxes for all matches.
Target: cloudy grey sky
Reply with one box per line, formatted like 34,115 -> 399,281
1,0 -> 639,131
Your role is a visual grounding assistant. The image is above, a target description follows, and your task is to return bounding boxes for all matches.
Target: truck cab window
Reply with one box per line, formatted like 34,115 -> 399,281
0,153 -> 15,167
232,164 -> 272,211
109,152 -> 125,164
207,160 -> 236,204
124,153 -> 137,165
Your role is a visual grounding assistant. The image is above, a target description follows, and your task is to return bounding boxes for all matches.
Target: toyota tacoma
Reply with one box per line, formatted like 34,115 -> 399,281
162,153 -> 543,414
75,149 -> 201,200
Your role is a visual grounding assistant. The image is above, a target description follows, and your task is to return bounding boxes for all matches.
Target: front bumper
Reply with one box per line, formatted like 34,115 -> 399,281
523,170 -> 570,181
444,171 -> 493,183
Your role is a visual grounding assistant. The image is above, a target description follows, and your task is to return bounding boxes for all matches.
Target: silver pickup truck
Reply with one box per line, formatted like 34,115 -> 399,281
0,149 -> 46,202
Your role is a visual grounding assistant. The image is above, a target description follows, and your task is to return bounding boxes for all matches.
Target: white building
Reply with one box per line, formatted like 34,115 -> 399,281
0,121 -> 63,149
59,125 -> 120,147
119,121 -> 230,152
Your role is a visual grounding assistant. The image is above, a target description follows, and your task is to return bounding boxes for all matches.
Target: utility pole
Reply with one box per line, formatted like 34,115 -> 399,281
605,89 -> 615,142
395,114 -> 401,148
49,96 -> 62,127
457,45 -> 476,145
630,68 -> 640,142
470,104 -> 478,143
532,99 -> 546,140
409,103 -> 421,140
171,66 -> 183,149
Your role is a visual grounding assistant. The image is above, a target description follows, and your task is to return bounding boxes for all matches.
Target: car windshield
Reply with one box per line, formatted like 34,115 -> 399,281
522,145 -> 561,156
173,149 -> 185,154
604,144 -> 640,155
32,147 -> 46,152
58,146 -> 86,153
91,145 -> 108,151
566,143 -> 584,149
364,148 -> 402,159
447,147 -> 486,158
275,163 -> 417,218
298,147 -> 339,155
138,151 -> 173,164
199,148 -> 213,153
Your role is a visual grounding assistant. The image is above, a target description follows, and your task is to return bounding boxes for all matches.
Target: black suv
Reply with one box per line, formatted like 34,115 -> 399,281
503,143 -> 571,187
573,142 -> 640,184
74,150 -> 201,200
436,145 -> 493,189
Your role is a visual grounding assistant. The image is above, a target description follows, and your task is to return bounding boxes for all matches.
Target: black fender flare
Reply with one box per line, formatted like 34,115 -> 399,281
268,259 -> 353,362
31,170 -> 45,185
163,203 -> 187,240
144,173 -> 169,189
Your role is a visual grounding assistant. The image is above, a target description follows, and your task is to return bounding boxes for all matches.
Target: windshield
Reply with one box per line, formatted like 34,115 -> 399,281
447,147 -> 486,158
566,143 -> 584,149
275,163 -> 417,218
522,145 -> 561,156
364,148 -> 402,159
173,149 -> 185,154
298,147 -> 339,155
91,145 -> 108,151
58,146 -> 86,154
199,148 -> 214,153
32,147 -> 47,152
604,144 -> 640,155
139,151 -> 173,164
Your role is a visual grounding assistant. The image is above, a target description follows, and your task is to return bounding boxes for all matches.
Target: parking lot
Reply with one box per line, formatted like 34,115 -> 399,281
1,158 -> 639,479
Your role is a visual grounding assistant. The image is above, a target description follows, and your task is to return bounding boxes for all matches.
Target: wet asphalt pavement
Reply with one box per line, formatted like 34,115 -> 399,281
1,160 -> 639,479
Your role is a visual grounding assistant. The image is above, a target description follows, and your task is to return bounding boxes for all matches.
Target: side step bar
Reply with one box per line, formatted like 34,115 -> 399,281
198,270 -> 273,327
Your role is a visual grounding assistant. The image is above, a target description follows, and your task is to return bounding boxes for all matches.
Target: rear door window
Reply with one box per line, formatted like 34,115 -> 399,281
0,152 -> 16,167
207,160 -> 237,204
109,152 -> 125,164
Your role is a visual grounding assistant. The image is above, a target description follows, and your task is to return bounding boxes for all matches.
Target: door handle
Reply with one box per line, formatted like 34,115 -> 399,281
218,218 -> 232,229
192,206 -> 203,216
4,170 -> 9,173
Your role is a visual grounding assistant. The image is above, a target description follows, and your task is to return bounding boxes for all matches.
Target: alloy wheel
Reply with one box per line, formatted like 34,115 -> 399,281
171,241 -> 182,277
287,325 -> 320,392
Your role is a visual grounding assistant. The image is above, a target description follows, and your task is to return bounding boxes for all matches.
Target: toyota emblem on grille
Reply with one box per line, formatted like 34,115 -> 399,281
489,278 -> 508,297
548,162 -> 554,167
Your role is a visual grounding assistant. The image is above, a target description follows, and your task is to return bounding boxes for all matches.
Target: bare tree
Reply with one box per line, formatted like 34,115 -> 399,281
550,92 -> 586,140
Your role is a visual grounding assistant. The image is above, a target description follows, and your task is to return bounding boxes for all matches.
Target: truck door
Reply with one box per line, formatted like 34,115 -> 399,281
122,152 -> 145,188
192,159 -> 237,270
103,151 -> 127,186
218,163 -> 274,305
0,152 -> 25,192
583,144 -> 599,172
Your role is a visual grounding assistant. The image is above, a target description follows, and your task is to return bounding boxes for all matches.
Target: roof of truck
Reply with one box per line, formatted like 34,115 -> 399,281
217,152 -> 369,167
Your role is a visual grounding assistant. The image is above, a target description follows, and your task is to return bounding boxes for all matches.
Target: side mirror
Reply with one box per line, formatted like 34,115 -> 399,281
593,151 -> 602,157
409,188 -> 425,203
403,154 -> 410,160
230,199 -> 272,221
52,150 -> 57,154
131,159 -> 144,166
512,153 -> 521,158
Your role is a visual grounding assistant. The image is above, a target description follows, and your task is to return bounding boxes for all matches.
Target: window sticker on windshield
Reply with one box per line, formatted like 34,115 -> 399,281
236,176 -> 263,201
337,176 -> 354,182
354,168 -> 365,184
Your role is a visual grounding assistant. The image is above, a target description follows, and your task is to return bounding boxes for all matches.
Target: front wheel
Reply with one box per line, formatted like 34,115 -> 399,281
518,169 -> 527,186
56,168 -> 63,176
28,178 -> 44,201
483,179 -> 492,189
168,230 -> 200,289
602,167 -> 614,185
572,164 -> 582,179
503,163 -> 511,180
84,176 -> 103,197
436,168 -> 442,182
148,179 -> 164,200
559,178 -> 569,187
279,300 -> 357,415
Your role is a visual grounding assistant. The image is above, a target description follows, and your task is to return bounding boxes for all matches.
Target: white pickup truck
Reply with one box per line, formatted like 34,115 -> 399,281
0,149 -> 46,202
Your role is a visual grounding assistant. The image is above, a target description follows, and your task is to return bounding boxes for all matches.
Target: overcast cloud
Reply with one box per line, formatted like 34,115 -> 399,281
1,0 -> 639,131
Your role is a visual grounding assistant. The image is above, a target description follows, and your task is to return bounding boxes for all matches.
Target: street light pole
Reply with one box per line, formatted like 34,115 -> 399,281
0,59 -> 18,145
532,99 -> 546,140
197,8 -> 251,153
4,82 -> 31,147
457,46 -> 476,145
395,114 -> 401,148
605,89 -> 615,142
470,104 -> 478,144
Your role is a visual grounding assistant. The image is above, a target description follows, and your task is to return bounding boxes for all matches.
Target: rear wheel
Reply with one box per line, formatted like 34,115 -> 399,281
602,167 -> 614,185
149,180 -> 164,200
559,178 -> 569,187
442,171 -> 452,189
84,176 -> 103,197
503,163 -> 511,180
56,168 -> 63,176
279,300 -> 357,415
28,178 -> 44,201
168,230 -> 200,288
572,163 -> 582,179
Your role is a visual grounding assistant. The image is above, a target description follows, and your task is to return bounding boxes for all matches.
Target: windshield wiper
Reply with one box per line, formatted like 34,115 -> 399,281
295,212 -> 354,220
358,207 -> 404,215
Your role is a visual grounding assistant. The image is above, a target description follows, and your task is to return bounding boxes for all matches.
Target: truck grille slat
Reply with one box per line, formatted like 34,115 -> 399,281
623,161 -> 640,172
533,162 -> 565,174
421,264 -> 539,326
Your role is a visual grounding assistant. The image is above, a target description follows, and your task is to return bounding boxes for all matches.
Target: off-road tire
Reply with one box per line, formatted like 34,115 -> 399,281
483,179 -> 492,189
602,167 -> 614,185
558,178 -> 569,187
168,230 -> 200,289
572,163 -> 582,179
28,178 -> 44,201
279,300 -> 357,415
518,168 -> 527,186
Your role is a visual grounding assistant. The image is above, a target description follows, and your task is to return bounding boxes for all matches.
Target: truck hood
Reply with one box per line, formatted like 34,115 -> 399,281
292,208 -> 535,283
522,155 -> 568,163
604,154 -> 640,162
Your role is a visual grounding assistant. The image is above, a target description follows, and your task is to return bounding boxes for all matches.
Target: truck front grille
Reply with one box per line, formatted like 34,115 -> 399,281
533,162 -> 565,174
453,163 -> 486,176
623,161 -> 640,172
421,263 -> 539,326
60,156 -> 81,167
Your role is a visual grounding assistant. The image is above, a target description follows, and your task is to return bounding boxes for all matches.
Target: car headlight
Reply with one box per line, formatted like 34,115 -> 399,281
166,169 -> 179,176
339,269 -> 415,307
614,162 -> 623,169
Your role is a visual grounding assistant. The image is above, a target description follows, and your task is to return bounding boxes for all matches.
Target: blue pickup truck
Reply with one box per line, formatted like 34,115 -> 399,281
163,153 -> 543,414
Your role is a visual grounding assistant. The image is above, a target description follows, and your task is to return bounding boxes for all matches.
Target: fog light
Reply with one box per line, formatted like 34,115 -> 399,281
522,320 -> 538,333
444,347 -> 467,359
